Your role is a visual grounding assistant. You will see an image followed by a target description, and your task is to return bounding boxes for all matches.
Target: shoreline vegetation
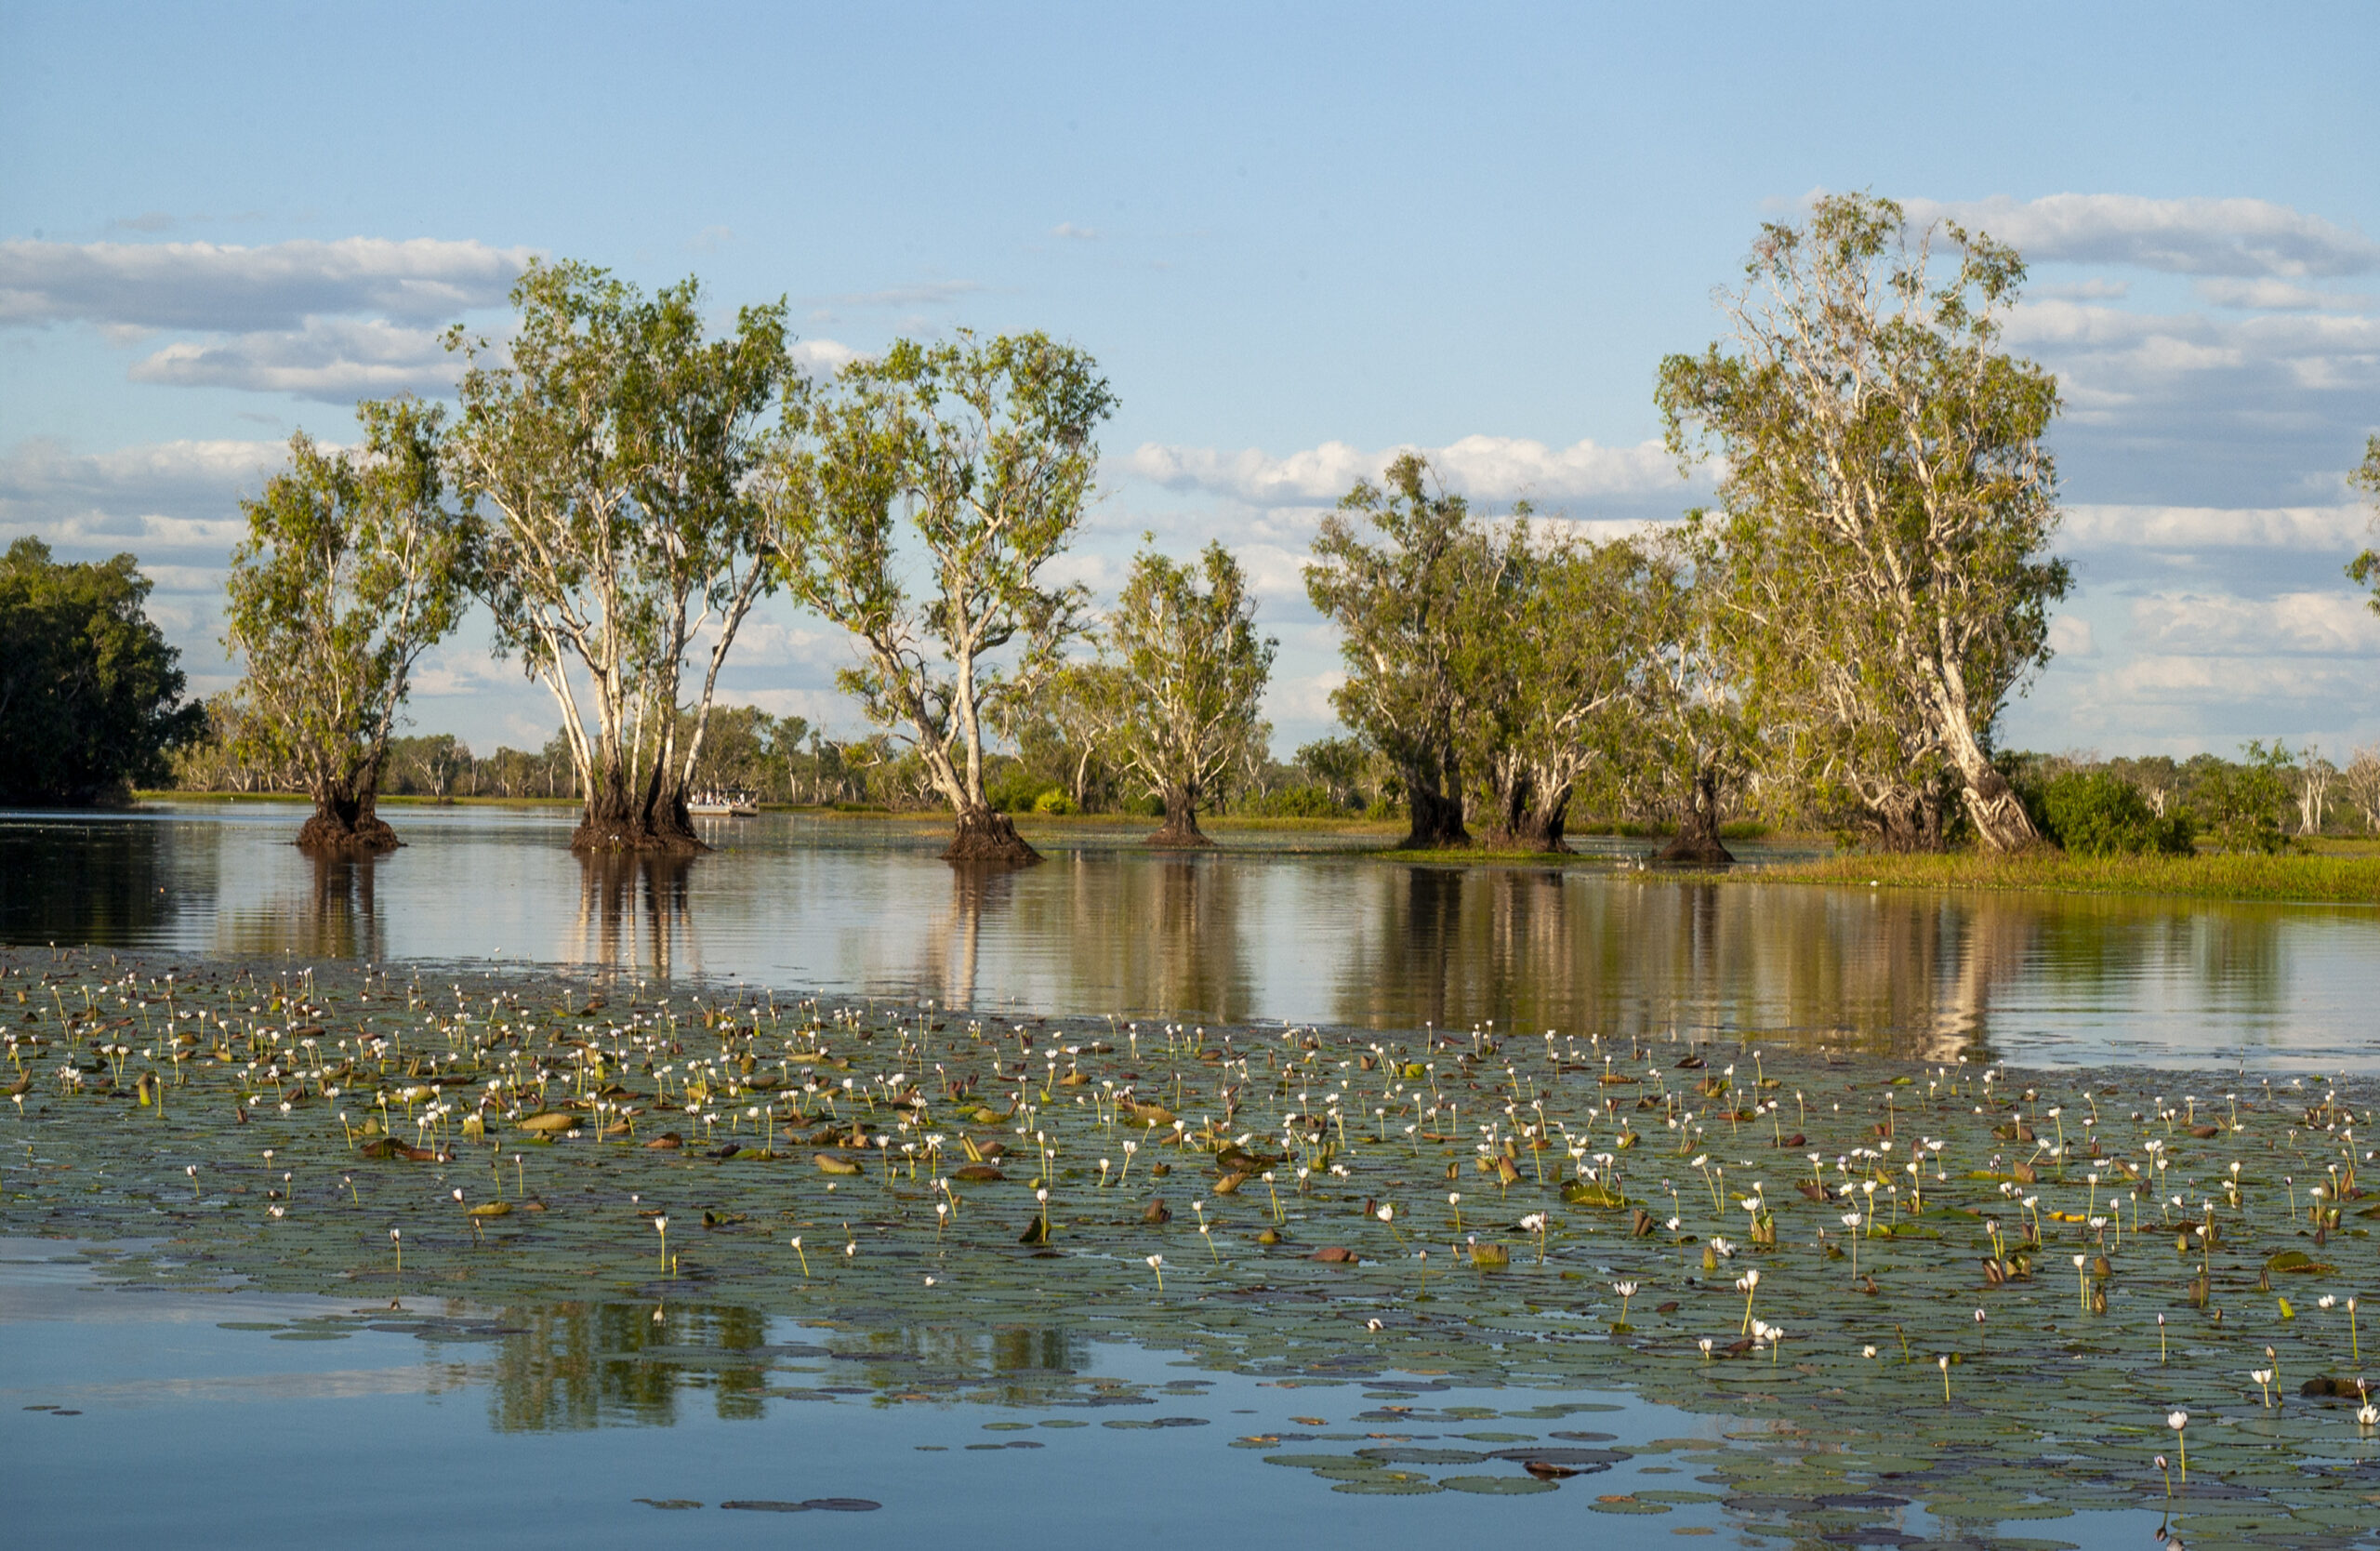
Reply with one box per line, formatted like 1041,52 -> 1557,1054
126,791 -> 2380,904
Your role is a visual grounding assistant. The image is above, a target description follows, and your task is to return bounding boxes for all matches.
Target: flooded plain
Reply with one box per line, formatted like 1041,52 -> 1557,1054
1,800 -> 2373,1070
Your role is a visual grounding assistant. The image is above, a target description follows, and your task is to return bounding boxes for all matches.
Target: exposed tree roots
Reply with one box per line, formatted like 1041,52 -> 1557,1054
944,807 -> 1041,866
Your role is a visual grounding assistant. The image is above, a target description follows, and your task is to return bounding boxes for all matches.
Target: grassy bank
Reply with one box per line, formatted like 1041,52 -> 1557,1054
1748,848 -> 2380,906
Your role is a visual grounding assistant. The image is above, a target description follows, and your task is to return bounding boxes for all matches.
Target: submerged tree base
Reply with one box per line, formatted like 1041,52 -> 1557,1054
1653,831 -> 1736,865
571,818 -> 706,855
296,809 -> 401,855
944,808 -> 1040,866
1145,818 -> 1213,849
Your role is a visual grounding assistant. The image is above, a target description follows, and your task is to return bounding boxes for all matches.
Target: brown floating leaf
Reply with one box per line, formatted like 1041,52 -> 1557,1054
1311,1246 -> 1358,1263
644,1133 -> 683,1149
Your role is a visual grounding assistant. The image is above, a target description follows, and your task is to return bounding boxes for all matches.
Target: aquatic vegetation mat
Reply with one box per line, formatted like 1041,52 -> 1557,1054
6,945 -> 2378,1547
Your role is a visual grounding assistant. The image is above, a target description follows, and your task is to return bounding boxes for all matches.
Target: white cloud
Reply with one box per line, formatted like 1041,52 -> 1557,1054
1903,193 -> 2380,278
126,317 -> 456,400
2128,590 -> 2380,656
1127,434 -> 1685,506
2060,502 -> 2370,551
2195,277 -> 2375,312
792,338 -> 860,371
1051,222 -> 1100,240
0,236 -> 533,331
2006,298 -> 2380,423
0,436 -> 284,554
2047,615 -> 2097,658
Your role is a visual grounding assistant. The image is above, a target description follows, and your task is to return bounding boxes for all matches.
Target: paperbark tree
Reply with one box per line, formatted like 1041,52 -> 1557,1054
2294,745 -> 2335,836
772,330 -> 1116,865
1658,192 -> 2070,853
1091,541 -> 1276,847
1306,455 -> 1496,849
2341,746 -> 2380,834
1467,519 -> 1642,853
222,401 -> 472,853
1631,525 -> 1753,864
445,259 -> 790,854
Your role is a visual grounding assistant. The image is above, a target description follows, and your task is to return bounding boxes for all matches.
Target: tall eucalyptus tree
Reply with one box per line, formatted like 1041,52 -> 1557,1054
1306,454 -> 1497,849
1091,540 -> 1276,847
772,330 -> 1116,865
445,259 -> 791,852
1658,192 -> 2069,852
223,399 -> 473,852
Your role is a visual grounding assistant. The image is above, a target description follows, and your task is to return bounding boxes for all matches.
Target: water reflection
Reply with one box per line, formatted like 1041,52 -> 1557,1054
1,803 -> 2372,1068
572,855 -> 695,975
0,810 -> 197,944
479,1299 -> 1094,1431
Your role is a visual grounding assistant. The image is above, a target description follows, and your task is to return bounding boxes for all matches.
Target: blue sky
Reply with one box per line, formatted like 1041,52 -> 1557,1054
4,1 -> 2375,762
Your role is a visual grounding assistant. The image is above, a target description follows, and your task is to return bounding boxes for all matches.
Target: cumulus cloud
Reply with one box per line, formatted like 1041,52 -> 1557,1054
2005,298 -> 2379,460
2194,277 -> 2374,312
1127,434 -> 1686,507
2128,590 -> 2380,656
126,316 -> 457,400
792,338 -> 860,372
0,236 -> 533,331
0,435 -> 284,550
2060,502 -> 2371,551
1903,193 -> 2380,278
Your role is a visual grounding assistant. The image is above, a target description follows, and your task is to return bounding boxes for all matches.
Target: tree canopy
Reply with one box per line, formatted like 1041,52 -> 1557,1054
223,399 -> 474,852
1659,192 -> 2069,852
2348,432 -> 2379,616
446,258 -> 792,853
772,329 -> 1116,864
1305,455 -> 1497,849
1086,540 -> 1276,846
0,537 -> 200,805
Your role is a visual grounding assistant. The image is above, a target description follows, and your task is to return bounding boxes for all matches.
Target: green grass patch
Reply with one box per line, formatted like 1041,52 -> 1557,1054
1751,849 -> 2380,906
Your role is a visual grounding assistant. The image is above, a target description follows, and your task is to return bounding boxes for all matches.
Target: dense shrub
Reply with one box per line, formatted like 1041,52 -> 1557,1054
2027,771 -> 2195,856
1031,789 -> 1078,815
1245,785 -> 1345,818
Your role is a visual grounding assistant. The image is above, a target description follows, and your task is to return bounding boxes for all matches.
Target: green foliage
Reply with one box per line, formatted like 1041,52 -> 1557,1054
1084,540 -> 1275,834
986,765 -> 1062,814
2189,739 -> 2297,855
447,258 -> 792,840
1244,784 -> 1344,818
1658,192 -> 2069,852
224,400 -> 474,825
2024,770 -> 2194,856
2348,432 -> 2379,616
774,329 -> 1116,825
1031,788 -> 1078,815
0,537 -> 200,803
1305,455 -> 1496,846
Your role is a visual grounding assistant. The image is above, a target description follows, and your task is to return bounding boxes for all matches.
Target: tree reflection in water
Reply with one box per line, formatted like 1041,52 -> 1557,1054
478,1300 -> 1091,1431
572,854 -> 695,976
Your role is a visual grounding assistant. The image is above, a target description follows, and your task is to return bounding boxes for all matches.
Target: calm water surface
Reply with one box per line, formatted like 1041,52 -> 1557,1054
2,800 -> 2373,1070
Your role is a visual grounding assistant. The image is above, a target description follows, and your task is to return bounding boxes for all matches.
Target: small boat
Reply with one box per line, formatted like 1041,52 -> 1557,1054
688,789 -> 760,817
